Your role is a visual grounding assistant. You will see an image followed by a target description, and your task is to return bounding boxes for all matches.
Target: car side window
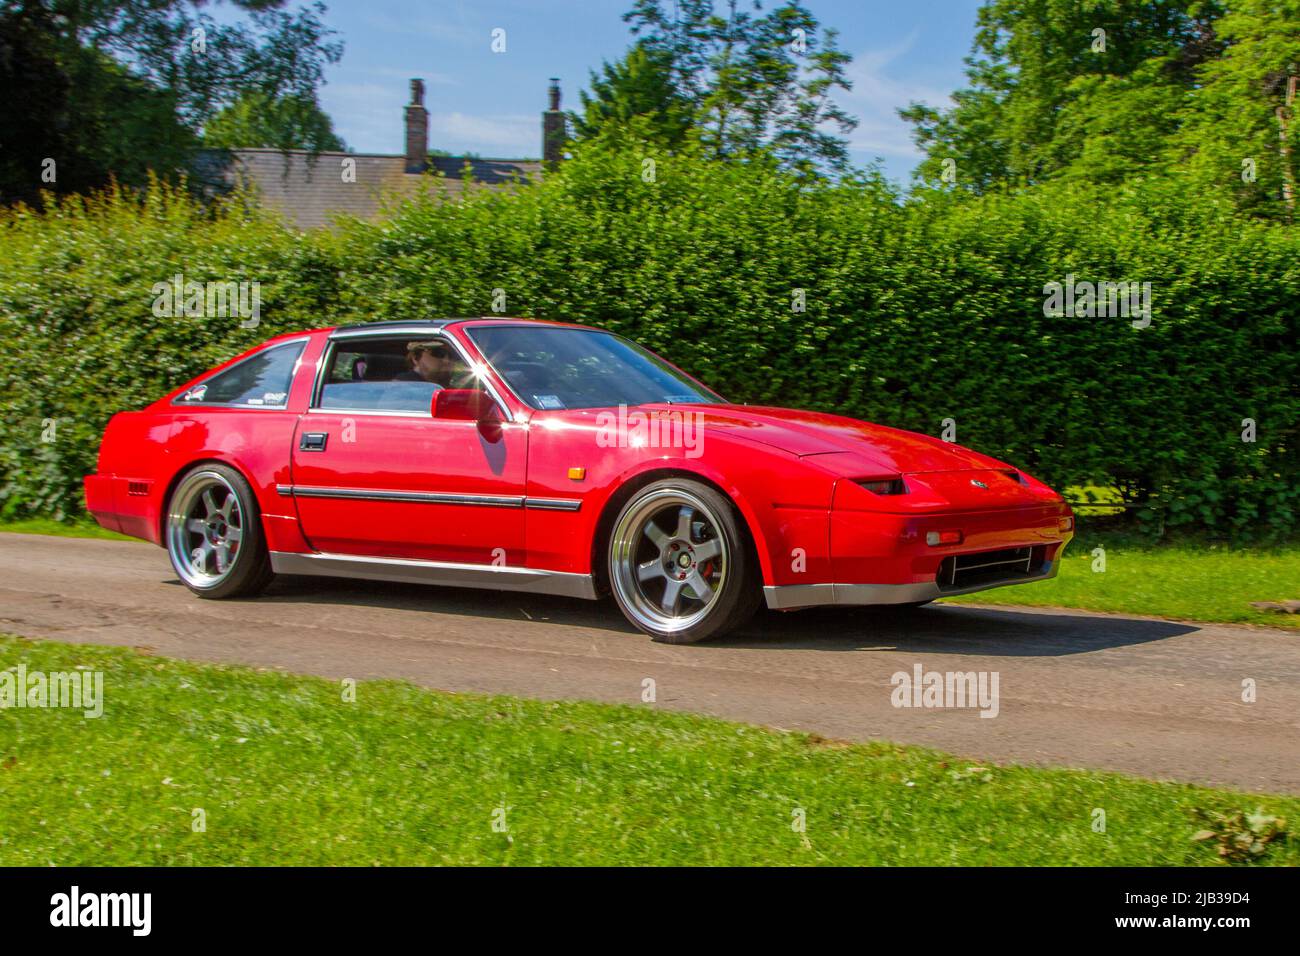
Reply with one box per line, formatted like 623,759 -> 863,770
176,340 -> 306,408
316,335 -> 473,413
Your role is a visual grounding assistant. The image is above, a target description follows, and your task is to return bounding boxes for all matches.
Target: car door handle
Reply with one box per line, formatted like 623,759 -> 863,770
299,432 -> 328,452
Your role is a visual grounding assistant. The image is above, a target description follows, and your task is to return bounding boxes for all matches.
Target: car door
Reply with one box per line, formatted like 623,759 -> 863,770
287,331 -> 527,566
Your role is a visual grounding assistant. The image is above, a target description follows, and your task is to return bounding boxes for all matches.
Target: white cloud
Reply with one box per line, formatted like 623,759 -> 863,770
431,112 -> 538,154
837,32 -> 957,161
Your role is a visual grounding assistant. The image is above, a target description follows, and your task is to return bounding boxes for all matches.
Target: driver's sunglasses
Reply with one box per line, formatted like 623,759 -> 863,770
425,346 -> 451,360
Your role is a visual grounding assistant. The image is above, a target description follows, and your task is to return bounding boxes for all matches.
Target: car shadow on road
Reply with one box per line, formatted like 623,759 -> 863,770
252,574 -> 1199,658
723,603 -> 1199,656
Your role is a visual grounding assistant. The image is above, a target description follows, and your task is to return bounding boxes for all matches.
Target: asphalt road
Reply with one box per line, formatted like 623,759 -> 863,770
1,532 -> 1297,794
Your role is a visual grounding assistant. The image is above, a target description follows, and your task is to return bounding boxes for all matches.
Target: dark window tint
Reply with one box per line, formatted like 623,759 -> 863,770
178,341 -> 305,407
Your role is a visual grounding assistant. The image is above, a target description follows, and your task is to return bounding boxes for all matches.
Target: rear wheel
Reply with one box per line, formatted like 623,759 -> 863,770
165,464 -> 273,599
607,479 -> 760,643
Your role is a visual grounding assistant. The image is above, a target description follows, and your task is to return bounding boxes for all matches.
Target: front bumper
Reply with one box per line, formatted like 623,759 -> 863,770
763,549 -> 1061,609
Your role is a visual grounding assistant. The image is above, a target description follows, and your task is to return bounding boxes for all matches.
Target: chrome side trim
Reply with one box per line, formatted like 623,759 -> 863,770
763,559 -> 1058,610
523,497 -> 582,512
287,485 -> 524,508
278,485 -> 581,511
269,551 -> 598,600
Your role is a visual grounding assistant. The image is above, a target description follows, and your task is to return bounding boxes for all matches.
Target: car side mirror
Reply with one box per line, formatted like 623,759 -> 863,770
430,388 -> 498,423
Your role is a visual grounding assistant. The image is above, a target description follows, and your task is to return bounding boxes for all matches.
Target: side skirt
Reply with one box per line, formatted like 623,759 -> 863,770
269,551 -> 598,600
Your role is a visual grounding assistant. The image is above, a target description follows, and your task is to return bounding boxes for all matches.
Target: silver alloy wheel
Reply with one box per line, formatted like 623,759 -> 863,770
609,488 -> 729,634
166,470 -> 245,590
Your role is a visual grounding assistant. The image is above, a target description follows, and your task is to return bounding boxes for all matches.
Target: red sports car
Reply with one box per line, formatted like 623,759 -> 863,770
85,318 -> 1074,643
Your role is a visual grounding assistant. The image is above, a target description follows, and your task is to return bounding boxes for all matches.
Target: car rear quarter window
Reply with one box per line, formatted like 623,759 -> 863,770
175,340 -> 306,408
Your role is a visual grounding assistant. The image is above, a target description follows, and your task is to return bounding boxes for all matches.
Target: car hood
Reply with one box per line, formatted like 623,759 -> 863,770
679,404 -> 1009,475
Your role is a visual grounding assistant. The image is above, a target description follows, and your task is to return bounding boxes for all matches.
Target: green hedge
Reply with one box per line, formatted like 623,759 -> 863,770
0,141 -> 1295,539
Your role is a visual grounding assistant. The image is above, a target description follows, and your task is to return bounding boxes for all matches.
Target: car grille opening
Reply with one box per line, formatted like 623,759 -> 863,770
936,545 -> 1046,591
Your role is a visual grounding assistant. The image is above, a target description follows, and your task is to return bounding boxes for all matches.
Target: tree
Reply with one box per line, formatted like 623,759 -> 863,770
0,0 -> 342,204
619,0 -> 858,175
204,91 -> 345,151
570,45 -> 693,149
901,0 -> 1300,218
1172,0 -> 1300,218
899,1 -> 1218,192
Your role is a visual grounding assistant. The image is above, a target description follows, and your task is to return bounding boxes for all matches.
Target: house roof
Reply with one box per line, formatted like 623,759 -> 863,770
192,147 -> 543,230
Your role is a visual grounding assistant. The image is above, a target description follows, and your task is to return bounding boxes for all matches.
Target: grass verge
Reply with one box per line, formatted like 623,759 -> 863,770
0,634 -> 1294,866
952,533 -> 1300,629
0,518 -> 135,542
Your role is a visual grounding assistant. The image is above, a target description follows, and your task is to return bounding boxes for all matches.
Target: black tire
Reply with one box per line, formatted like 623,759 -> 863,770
164,463 -> 274,599
607,478 -> 761,644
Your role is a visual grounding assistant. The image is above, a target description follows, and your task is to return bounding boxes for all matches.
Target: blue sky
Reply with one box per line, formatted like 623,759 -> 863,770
301,0 -> 983,186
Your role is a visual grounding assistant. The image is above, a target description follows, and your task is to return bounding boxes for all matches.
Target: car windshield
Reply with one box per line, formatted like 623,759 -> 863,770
466,326 -> 724,410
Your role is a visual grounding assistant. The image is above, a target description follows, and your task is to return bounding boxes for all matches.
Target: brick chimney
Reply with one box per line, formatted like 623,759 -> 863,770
542,78 -> 565,167
405,78 -> 428,173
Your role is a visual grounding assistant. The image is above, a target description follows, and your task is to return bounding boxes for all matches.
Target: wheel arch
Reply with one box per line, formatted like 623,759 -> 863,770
158,456 -> 259,543
590,466 -> 772,596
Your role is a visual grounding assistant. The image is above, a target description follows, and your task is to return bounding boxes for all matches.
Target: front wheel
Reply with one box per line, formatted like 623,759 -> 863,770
607,479 -> 760,644
165,464 -> 274,599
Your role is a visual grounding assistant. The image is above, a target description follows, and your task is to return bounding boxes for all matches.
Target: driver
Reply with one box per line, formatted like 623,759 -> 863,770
395,340 -> 454,388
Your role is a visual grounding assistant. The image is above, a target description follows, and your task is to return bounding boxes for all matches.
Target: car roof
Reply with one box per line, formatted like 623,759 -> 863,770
331,318 -> 456,333
328,317 -> 604,335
